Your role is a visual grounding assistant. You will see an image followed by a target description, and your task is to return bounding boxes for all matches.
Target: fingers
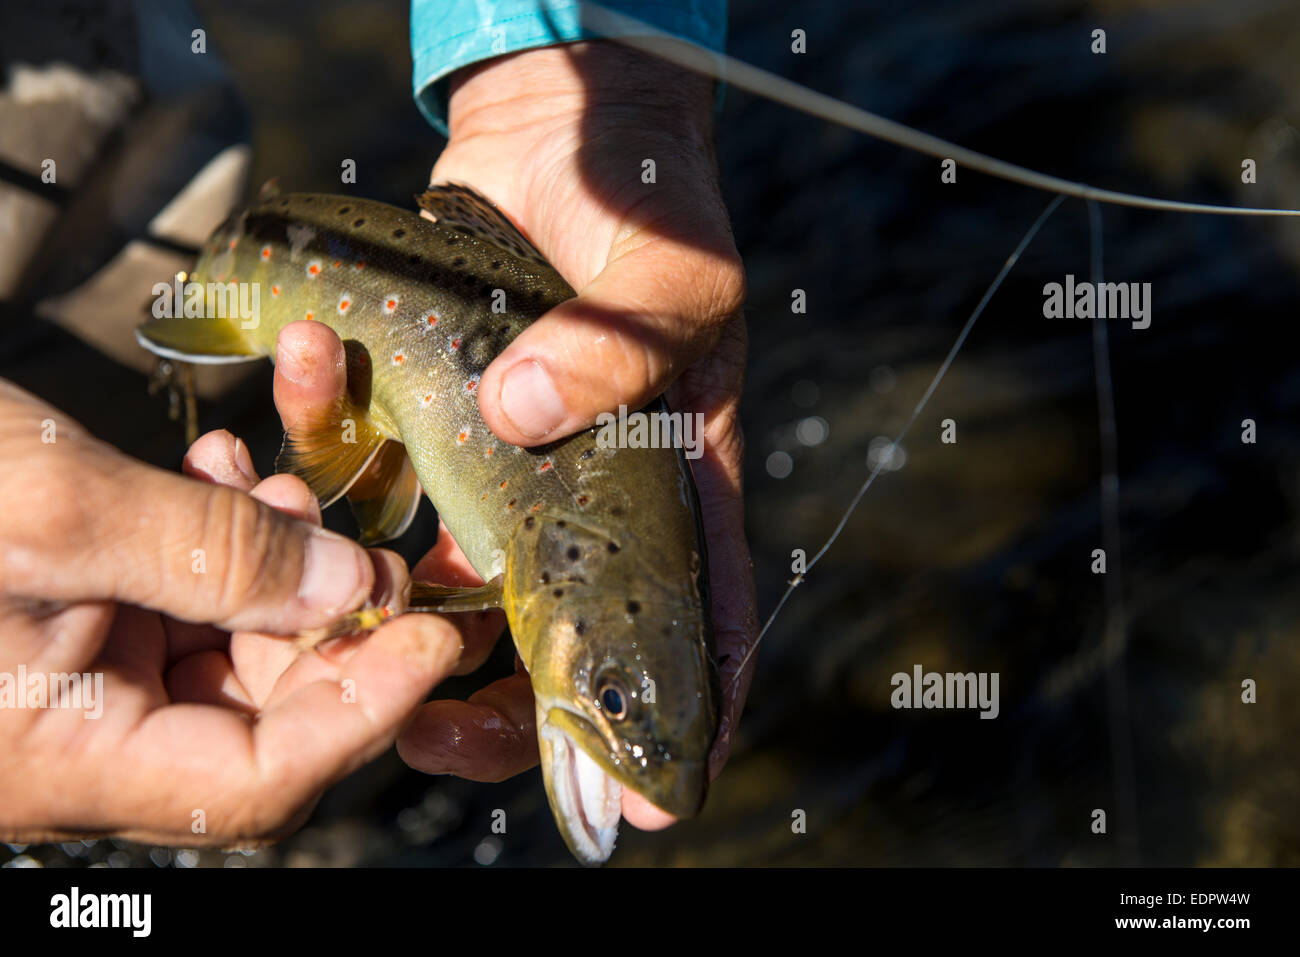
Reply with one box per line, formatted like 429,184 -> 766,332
273,320 -> 348,431
622,790 -> 678,831
79,461 -> 372,635
666,318 -> 759,780
182,430 -> 259,491
231,548 -> 411,710
105,612 -> 463,846
478,236 -> 746,445
396,671 -> 537,782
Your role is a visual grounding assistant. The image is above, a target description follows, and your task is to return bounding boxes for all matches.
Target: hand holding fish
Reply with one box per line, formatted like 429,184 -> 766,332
271,43 -> 759,835
0,381 -> 462,845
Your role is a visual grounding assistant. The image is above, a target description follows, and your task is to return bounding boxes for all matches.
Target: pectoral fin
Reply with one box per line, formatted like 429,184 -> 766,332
346,441 -> 422,545
409,576 -> 504,613
276,396 -> 388,508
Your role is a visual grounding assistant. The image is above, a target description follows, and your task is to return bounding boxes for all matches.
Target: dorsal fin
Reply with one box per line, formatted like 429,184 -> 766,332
416,183 -> 551,269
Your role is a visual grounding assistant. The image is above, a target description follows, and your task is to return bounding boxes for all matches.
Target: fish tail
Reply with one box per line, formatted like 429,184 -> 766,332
135,311 -> 262,365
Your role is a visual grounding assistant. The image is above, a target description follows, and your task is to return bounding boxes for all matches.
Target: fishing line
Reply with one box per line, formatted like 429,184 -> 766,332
728,193 -> 1066,691
1086,199 -> 1139,862
577,5 -> 1299,704
585,4 -> 1300,218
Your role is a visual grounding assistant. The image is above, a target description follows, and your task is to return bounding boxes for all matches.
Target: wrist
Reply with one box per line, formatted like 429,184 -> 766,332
447,42 -> 714,145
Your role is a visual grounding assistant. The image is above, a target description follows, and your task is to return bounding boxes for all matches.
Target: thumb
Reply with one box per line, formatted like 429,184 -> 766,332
17,456 -> 374,635
477,236 -> 746,445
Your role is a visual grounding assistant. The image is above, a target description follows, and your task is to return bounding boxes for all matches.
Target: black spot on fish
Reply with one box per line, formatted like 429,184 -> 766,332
579,448 -> 596,462
626,601 -> 640,614
553,588 -> 564,598
540,570 -> 550,583
566,546 -> 580,561
610,506 -> 625,517
409,254 -> 421,265
338,206 -> 350,214
575,620 -> 587,635
525,516 -> 535,530
452,257 -> 466,267
490,260 -> 502,270
393,228 -> 405,238
455,225 -> 474,235
607,541 -> 620,553
446,236 -> 459,245
353,218 -> 365,227
556,520 -> 566,528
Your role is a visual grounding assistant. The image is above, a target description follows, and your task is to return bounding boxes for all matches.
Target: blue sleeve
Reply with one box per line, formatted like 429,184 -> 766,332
410,0 -> 727,135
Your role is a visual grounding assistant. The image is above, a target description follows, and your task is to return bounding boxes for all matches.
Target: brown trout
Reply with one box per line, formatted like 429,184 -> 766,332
135,185 -> 718,864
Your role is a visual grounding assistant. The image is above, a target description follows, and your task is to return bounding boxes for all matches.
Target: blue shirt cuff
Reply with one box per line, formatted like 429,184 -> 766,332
411,1 -> 727,136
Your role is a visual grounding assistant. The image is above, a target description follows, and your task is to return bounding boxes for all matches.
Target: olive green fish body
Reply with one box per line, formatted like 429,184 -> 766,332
137,186 -> 718,863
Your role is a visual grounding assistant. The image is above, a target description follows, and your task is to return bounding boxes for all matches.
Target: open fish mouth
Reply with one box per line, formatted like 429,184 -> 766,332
537,707 -> 622,864
536,704 -> 710,865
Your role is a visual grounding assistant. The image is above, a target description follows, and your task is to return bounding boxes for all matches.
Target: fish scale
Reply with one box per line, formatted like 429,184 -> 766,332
136,184 -> 720,864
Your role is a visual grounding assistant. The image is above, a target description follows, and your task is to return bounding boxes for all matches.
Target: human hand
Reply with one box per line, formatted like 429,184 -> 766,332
0,380 -> 462,846
274,40 -> 758,832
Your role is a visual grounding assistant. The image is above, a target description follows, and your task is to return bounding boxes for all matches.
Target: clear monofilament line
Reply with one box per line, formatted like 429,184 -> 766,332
1085,199 -> 1139,863
728,194 -> 1066,692
584,4 -> 1300,218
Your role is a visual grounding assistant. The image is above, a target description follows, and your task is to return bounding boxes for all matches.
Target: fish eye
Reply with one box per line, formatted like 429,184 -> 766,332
596,674 -> 630,721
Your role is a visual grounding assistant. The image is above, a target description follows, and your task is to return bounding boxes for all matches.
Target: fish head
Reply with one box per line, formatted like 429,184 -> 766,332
507,512 -> 718,864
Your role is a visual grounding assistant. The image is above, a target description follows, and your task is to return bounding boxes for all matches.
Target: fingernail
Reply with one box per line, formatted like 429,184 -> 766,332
299,529 -> 369,612
499,360 -> 565,438
232,438 -> 257,485
278,340 -> 307,384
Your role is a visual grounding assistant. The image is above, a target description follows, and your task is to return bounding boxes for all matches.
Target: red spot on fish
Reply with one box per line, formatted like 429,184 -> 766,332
392,353 -> 405,365
576,495 -> 589,507
465,379 -> 477,392
307,261 -> 321,277
531,501 -> 543,512
228,238 -> 237,251
424,313 -> 438,326
538,460 -> 552,472
499,480 -> 508,489
457,430 -> 469,444
484,447 -> 495,457
355,261 -> 365,271
421,393 -> 433,406
271,284 -> 281,297
383,296 -> 399,314
333,260 -> 341,269
260,246 -> 271,261
506,499 -> 517,510
304,311 -> 314,321
450,338 -> 462,350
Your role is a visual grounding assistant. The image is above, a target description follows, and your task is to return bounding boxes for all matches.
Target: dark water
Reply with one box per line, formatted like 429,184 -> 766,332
3,0 -> 1298,867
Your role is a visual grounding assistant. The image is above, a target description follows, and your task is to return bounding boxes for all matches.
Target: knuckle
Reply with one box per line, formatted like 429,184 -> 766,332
200,490 -> 282,619
705,253 -> 748,324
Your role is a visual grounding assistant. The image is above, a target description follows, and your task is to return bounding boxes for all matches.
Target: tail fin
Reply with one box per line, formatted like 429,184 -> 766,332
136,292 -> 262,364
135,317 -> 261,364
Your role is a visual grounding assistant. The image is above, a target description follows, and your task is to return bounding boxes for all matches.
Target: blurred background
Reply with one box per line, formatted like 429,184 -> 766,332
1,0 -> 1297,866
